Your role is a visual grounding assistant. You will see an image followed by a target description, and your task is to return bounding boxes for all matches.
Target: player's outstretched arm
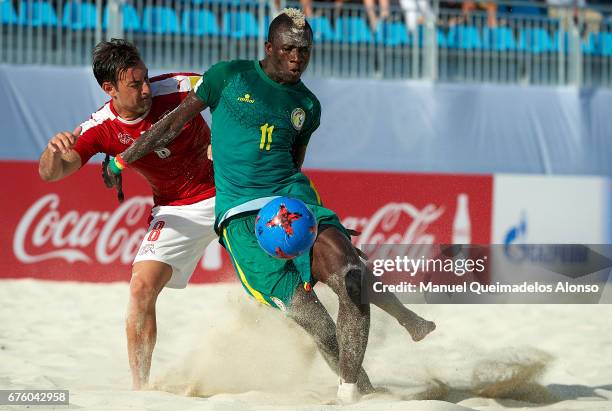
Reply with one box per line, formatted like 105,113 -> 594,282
39,126 -> 82,182
120,91 -> 207,164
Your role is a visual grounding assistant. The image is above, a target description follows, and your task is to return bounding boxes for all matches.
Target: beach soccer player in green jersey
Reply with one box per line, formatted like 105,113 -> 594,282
108,8 -> 435,403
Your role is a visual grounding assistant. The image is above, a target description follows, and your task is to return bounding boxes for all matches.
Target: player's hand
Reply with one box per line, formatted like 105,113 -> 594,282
102,154 -> 125,203
47,126 -> 81,155
207,144 -> 213,161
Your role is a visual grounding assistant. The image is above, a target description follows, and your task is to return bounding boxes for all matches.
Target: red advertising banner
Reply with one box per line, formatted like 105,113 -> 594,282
1,162 -> 492,283
1,161 -> 234,283
307,170 -> 493,246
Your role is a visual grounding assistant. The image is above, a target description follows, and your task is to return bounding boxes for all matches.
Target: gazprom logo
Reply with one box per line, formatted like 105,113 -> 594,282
504,213 -> 587,264
504,212 -> 527,246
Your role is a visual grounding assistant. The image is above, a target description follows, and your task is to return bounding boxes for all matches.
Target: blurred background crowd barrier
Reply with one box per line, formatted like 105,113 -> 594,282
1,0 -> 612,86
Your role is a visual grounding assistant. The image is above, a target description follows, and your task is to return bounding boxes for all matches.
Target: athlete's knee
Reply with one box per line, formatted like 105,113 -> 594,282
329,264 -> 368,313
129,273 -> 160,308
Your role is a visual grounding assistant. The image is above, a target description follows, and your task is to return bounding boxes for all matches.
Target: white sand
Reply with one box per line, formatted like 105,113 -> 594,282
1,279 -> 612,411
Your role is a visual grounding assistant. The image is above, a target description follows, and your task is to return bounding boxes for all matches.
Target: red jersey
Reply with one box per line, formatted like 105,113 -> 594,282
73,73 -> 215,206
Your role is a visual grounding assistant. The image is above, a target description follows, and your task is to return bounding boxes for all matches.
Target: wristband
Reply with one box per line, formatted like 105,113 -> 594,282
109,155 -> 126,175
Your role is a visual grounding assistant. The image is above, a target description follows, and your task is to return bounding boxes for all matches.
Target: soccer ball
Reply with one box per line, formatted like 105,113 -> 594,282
255,197 -> 318,259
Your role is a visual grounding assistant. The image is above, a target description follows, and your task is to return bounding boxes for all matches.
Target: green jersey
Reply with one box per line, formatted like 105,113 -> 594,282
194,60 -> 322,228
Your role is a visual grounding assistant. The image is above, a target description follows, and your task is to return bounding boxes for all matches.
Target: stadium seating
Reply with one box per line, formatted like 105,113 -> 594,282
598,32 -> 612,56
142,6 -> 179,34
334,16 -> 372,44
222,11 -> 259,38
18,0 -> 57,26
308,16 -> 335,42
1,0 -> 18,24
1,0 -> 604,57
518,27 -> 554,53
482,27 -> 517,51
182,9 -> 220,36
446,25 -> 482,49
580,31 -> 612,56
102,4 -> 140,32
62,2 -> 97,30
375,21 -> 409,46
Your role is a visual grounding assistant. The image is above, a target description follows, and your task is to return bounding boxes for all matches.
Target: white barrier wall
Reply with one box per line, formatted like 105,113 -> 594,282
1,65 -> 612,177
492,175 -> 611,244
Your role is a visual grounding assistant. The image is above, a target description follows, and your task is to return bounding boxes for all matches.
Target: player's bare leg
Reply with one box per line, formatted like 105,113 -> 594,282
126,261 -> 172,390
288,285 -> 375,395
370,292 -> 436,341
311,227 -> 370,402
348,231 -> 435,341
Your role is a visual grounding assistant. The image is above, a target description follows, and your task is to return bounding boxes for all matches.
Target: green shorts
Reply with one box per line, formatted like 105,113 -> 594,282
220,204 -> 349,311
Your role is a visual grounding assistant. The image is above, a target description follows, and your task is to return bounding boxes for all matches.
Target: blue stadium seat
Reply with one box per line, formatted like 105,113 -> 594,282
190,0 -> 260,5
102,4 -> 140,31
1,0 -> 18,24
182,9 -> 219,36
518,27 -> 554,53
222,11 -> 259,38
447,25 -> 482,49
62,2 -> 97,30
599,32 -> 612,56
19,1 -> 58,26
580,31 -> 594,55
581,32 -> 596,55
142,6 -> 179,34
436,28 -> 447,48
308,16 -> 335,42
375,21 -> 408,46
577,31 -> 612,56
334,17 -> 372,44
482,27 -> 517,51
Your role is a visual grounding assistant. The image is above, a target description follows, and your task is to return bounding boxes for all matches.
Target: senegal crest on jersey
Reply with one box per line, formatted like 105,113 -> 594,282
291,108 -> 306,131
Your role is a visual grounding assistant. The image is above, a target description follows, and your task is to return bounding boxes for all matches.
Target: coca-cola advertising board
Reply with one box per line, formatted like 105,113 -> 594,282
307,170 -> 493,247
1,161 -> 493,283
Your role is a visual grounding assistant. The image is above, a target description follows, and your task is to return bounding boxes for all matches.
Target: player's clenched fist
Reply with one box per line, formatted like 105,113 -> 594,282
47,126 -> 82,154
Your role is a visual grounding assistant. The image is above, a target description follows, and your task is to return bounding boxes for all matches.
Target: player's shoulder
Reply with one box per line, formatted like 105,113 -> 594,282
80,102 -> 115,134
296,82 -> 321,115
149,72 -> 201,97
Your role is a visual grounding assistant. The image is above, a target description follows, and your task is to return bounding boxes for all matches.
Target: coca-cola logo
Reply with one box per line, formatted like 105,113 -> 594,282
343,202 -> 446,247
13,194 -> 152,265
342,202 -> 446,261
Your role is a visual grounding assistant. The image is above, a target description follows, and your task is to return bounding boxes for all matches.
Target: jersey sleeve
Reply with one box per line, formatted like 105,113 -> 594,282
297,98 -> 321,147
194,61 -> 233,110
72,125 -> 104,166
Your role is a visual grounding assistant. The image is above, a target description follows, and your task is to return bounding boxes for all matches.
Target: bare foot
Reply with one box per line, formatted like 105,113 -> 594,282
401,317 -> 436,342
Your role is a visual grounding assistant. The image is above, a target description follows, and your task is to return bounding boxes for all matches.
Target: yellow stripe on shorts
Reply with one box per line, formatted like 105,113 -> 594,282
308,178 -> 322,205
222,227 -> 270,306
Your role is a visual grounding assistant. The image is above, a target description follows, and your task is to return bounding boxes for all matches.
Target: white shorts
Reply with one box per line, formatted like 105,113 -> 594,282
133,196 -> 217,289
